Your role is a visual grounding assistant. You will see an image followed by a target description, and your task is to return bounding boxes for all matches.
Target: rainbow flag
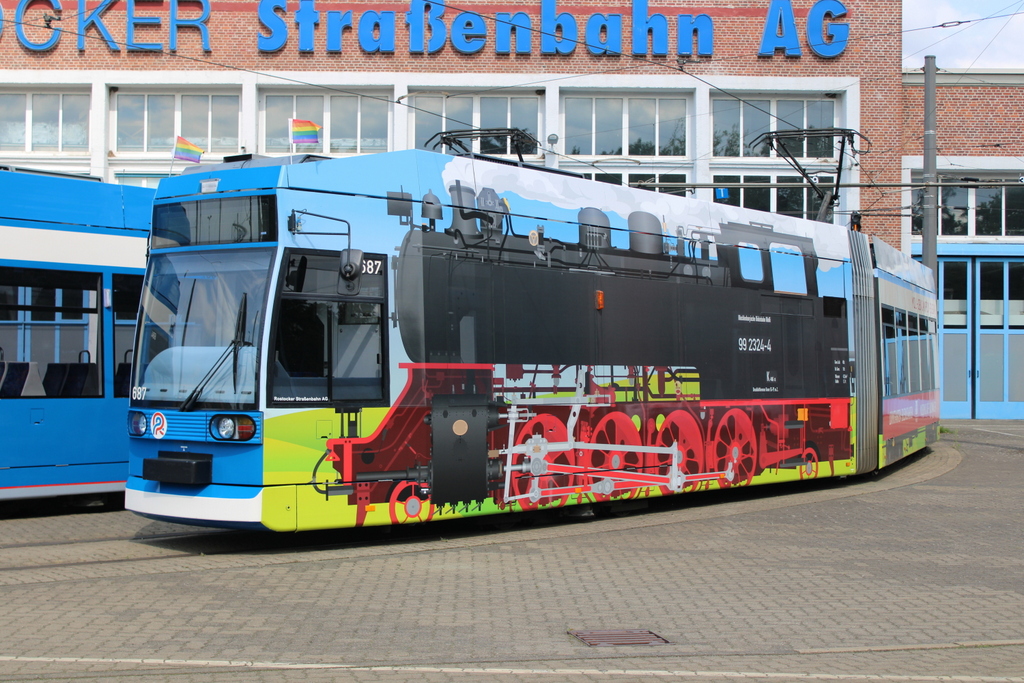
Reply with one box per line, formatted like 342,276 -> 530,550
290,118 -> 321,145
173,136 -> 203,163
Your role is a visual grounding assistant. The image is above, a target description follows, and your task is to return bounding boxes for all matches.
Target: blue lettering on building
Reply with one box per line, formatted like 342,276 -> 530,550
0,0 -> 847,58
18,0 -> 62,51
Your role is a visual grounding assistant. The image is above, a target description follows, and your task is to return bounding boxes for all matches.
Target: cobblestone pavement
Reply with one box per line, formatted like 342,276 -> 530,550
0,421 -> 1021,682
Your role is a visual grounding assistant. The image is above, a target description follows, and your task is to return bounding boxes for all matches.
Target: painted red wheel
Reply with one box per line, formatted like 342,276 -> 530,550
711,409 -> 757,488
798,444 -> 820,480
510,413 -> 570,511
388,480 -> 435,525
655,410 -> 705,493
582,411 -> 643,500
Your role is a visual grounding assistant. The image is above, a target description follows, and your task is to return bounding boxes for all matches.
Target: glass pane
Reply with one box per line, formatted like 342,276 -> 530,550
943,334 -> 967,402
980,261 -> 1004,328
713,175 -> 740,207
564,98 -> 592,155
777,100 -> 803,130
414,96 -> 443,151
941,185 -> 968,236
897,311 -> 909,393
595,174 -> 621,185
909,315 -> 921,393
594,98 -> 622,155
480,97 -> 508,154
211,95 -> 239,153
658,173 -> 687,196
942,261 -> 968,328
1010,336 -> 1024,401
330,96 -> 358,153
31,94 -> 60,151
332,302 -> 383,400
273,299 -> 329,402
911,187 -> 924,235
265,96 -> 292,152
360,97 -> 388,152
445,97 -> 473,130
628,173 -> 655,192
777,177 -> 803,218
1010,263 -> 1024,329
1007,186 -> 1024,236
712,100 -> 740,156
743,101 -> 770,157
0,284 -> 16,321
147,95 -> 174,152
62,94 -> 90,150
808,176 -> 834,222
181,95 -> 209,151
61,288 -> 84,320
658,99 -> 685,156
980,334 -> 1004,402
31,287 -> 56,321
627,99 -> 655,155
976,187 -> 1003,236
510,98 -> 537,154
295,96 -> 323,152
117,95 -> 145,151
806,100 -> 834,157
0,94 -> 26,151
744,175 -> 770,212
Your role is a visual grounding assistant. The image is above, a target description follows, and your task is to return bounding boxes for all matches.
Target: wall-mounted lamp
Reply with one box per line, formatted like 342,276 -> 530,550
547,133 -> 558,146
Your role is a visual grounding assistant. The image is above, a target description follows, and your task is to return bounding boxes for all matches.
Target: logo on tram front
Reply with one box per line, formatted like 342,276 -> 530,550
151,412 -> 168,440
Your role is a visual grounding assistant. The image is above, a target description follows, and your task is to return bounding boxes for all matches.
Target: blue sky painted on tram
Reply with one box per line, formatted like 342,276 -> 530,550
903,0 -> 1024,69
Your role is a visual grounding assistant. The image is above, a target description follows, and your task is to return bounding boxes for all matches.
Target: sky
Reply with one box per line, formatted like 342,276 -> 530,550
902,0 -> 1024,69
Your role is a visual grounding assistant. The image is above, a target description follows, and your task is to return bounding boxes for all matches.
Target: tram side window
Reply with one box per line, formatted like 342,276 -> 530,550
0,266 -> 101,397
882,306 -> 897,397
909,314 -> 922,393
112,274 -> 144,397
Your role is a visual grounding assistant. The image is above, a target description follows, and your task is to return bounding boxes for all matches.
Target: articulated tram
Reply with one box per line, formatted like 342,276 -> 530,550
125,150 -> 938,530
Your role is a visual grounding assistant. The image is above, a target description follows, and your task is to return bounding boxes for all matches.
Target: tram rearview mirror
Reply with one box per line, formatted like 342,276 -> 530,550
339,249 -> 363,295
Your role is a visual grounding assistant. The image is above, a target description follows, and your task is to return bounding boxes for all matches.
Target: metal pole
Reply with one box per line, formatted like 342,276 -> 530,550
922,55 -> 938,275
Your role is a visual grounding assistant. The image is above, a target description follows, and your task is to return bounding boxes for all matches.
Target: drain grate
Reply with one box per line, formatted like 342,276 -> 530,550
568,629 -> 671,646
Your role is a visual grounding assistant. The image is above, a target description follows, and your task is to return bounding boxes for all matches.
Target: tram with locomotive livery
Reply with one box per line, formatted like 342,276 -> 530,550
1,167 -> 152,502
125,149 -> 938,530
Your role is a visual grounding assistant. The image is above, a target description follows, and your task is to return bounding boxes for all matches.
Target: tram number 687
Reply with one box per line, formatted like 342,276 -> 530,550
131,386 -> 148,400
362,259 -> 383,275
738,337 -> 772,352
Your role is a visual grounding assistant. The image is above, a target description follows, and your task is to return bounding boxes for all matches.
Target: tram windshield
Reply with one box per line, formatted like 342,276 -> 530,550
131,248 -> 275,410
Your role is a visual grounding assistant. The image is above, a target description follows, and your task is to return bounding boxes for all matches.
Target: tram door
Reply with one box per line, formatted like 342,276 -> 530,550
940,259 -> 1024,419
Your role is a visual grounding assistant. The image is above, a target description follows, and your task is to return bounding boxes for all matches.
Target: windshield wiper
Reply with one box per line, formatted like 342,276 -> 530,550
179,293 -> 251,412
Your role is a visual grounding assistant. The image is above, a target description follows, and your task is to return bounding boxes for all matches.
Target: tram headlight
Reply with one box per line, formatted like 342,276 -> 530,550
210,415 -> 256,441
128,411 -> 148,436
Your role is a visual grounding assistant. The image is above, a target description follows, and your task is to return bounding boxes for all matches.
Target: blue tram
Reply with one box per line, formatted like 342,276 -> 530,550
0,168 -> 153,502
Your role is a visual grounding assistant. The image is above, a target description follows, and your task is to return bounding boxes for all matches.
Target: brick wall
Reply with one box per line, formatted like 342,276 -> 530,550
0,0 -> 904,239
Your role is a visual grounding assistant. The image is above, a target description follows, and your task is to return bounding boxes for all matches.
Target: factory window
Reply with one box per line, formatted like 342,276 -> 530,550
912,180 -> 1024,238
411,95 -> 539,155
565,97 -> 686,157
181,95 -> 240,154
0,93 -> 89,152
264,94 -> 389,154
712,99 -> 835,158
712,175 -> 834,221
116,93 -> 239,154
